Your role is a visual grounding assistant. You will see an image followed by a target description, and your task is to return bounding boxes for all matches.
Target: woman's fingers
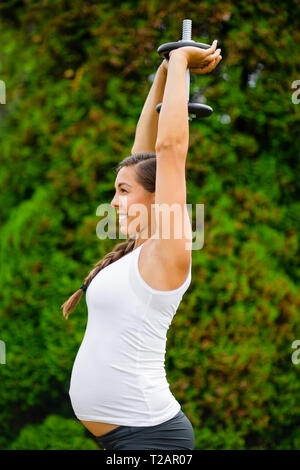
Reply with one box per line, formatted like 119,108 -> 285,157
199,63 -> 216,74
206,48 -> 221,61
209,55 -> 222,69
195,55 -> 222,74
192,45 -> 221,69
203,39 -> 218,56
199,49 -> 222,69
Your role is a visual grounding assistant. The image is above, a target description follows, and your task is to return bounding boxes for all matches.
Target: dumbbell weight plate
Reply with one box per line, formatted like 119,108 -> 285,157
188,102 -> 213,118
157,40 -> 211,61
156,102 -> 213,118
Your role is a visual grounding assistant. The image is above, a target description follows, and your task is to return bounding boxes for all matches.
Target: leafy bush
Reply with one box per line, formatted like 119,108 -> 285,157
0,0 -> 299,450
8,415 -> 98,450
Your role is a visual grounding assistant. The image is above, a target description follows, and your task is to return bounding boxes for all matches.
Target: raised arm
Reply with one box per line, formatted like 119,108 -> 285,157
131,61 -> 168,154
152,43 -> 222,271
155,52 -> 189,153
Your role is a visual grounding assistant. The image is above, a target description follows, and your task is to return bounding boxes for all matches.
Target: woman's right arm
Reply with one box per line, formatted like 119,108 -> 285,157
155,52 -> 189,151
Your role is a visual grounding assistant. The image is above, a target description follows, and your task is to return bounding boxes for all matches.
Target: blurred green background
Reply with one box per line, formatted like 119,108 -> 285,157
0,0 -> 299,450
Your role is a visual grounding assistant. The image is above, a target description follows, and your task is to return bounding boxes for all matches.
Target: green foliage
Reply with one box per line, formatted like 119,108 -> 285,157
8,415 -> 98,450
0,0 -> 299,450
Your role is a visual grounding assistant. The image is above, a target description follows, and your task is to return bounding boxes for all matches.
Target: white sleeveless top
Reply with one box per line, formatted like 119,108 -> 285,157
69,242 -> 192,426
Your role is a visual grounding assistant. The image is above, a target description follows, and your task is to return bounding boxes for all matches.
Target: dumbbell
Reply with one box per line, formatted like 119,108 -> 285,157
156,19 -> 213,120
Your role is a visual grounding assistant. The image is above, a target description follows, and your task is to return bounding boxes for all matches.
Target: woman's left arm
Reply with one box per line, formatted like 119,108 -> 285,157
131,60 -> 168,154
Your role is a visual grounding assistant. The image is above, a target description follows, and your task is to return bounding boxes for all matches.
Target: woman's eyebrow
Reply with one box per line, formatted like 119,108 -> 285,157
115,182 -> 132,188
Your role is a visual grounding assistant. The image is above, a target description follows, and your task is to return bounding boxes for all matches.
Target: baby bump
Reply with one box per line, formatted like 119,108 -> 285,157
80,419 -> 121,437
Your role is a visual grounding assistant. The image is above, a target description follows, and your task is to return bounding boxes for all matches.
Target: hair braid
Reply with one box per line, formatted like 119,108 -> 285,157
61,152 -> 156,320
61,238 -> 135,319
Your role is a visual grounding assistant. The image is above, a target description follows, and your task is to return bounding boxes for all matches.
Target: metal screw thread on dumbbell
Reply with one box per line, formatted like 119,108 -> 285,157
181,19 -> 192,107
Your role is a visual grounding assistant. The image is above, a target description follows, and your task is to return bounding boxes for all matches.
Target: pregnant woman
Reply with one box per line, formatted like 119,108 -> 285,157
61,41 -> 222,450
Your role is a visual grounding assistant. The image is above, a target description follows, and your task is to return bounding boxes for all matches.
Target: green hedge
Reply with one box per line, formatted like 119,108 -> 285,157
0,0 -> 299,450
8,415 -> 98,450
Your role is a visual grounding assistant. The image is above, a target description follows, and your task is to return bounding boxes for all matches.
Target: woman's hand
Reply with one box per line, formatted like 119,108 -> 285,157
167,39 -> 222,74
160,58 -> 169,74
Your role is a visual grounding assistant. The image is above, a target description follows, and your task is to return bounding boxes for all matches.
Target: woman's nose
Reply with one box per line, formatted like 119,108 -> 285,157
110,194 -> 117,206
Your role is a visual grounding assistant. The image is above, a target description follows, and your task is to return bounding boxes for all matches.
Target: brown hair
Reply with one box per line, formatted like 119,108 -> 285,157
61,152 -> 156,319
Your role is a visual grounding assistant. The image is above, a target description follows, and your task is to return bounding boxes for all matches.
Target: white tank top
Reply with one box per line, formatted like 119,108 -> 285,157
69,242 -> 192,426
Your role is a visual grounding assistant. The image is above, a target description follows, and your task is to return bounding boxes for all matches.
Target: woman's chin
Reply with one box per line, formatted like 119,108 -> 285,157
119,221 -> 140,237
119,226 -> 136,238
119,227 -> 128,235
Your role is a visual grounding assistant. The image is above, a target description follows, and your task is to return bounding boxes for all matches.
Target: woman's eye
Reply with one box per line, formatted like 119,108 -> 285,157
120,189 -> 128,193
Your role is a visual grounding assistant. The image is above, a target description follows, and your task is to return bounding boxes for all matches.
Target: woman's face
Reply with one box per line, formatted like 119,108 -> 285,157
110,166 -> 155,240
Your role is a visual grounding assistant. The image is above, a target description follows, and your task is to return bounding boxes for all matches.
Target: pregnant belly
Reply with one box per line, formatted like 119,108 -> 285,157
80,419 -> 121,437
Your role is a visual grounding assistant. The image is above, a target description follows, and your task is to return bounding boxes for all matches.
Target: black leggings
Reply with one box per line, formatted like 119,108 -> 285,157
94,409 -> 195,450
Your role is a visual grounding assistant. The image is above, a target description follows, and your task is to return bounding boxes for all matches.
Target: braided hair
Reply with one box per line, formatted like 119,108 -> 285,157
61,152 -> 156,319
